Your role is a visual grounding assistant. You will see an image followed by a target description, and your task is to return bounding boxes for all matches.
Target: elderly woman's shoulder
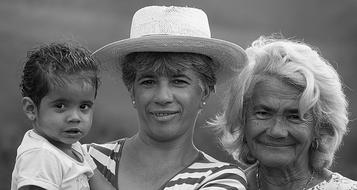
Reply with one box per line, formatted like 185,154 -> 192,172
311,172 -> 357,190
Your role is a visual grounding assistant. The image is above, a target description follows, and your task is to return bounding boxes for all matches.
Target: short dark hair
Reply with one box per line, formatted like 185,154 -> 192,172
20,42 -> 100,107
121,52 -> 218,93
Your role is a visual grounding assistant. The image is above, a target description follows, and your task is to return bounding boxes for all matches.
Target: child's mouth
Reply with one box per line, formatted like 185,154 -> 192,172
64,128 -> 82,135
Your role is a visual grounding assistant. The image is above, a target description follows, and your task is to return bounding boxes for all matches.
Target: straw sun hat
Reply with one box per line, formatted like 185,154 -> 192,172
92,5 -> 247,85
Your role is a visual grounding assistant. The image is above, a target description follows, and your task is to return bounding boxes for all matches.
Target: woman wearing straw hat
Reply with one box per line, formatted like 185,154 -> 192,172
86,5 -> 247,190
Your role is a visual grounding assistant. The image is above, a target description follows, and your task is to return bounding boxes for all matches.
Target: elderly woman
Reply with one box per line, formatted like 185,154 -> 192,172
210,36 -> 357,190
86,6 -> 247,190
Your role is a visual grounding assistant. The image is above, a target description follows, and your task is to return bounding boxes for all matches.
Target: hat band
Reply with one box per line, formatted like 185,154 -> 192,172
130,20 -> 211,38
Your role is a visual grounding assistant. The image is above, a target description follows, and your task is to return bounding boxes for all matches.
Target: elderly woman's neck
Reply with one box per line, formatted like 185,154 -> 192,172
258,162 -> 314,189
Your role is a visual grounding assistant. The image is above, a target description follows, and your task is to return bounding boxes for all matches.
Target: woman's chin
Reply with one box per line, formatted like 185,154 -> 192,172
257,153 -> 296,168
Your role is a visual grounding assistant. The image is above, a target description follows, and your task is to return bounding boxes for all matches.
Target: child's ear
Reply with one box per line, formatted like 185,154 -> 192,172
22,97 -> 37,121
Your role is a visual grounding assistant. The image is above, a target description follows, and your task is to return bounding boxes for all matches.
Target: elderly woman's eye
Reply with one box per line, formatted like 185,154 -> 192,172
255,111 -> 271,119
287,114 -> 304,123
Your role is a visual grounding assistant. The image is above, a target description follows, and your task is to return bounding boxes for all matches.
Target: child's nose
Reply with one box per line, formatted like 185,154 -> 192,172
67,109 -> 81,123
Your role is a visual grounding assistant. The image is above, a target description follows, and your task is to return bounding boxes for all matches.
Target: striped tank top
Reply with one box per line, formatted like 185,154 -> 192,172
85,139 -> 247,190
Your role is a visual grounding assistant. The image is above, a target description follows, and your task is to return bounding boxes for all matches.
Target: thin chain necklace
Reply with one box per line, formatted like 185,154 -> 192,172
255,165 -> 314,190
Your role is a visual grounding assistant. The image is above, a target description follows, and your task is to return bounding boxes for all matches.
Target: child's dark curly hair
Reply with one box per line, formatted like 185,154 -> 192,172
20,42 -> 100,107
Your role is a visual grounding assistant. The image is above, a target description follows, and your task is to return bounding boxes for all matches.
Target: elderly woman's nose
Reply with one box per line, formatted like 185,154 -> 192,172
266,117 -> 288,138
154,82 -> 173,104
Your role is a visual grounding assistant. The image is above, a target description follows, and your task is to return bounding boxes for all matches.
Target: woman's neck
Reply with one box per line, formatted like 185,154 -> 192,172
118,134 -> 200,190
257,163 -> 314,190
127,133 -> 199,165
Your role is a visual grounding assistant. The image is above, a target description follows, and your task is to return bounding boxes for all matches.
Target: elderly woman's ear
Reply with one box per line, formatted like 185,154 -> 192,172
311,123 -> 337,170
317,123 -> 336,153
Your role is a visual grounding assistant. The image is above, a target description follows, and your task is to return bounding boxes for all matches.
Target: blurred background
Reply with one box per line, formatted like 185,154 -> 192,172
1,0 -> 356,189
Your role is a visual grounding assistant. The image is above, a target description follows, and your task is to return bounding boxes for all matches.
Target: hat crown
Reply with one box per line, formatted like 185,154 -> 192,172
130,6 -> 211,38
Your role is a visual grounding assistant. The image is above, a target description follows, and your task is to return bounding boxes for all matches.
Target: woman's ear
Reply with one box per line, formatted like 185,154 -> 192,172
130,89 -> 136,108
200,86 -> 211,108
22,97 -> 37,121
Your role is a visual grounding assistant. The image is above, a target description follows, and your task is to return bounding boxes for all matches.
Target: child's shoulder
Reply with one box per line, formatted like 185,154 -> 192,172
17,130 -> 56,154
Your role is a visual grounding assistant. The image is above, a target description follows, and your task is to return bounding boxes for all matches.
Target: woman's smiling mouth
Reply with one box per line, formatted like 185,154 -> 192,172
150,111 -> 180,121
257,139 -> 295,147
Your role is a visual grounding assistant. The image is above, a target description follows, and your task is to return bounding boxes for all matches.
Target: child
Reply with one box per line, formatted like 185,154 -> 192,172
11,42 -> 115,190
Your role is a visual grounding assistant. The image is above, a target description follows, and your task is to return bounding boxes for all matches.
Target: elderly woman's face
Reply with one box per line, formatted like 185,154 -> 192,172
245,76 -> 314,168
132,69 -> 205,142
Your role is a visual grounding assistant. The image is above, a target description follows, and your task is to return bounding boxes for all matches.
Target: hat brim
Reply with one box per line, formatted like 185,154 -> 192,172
92,35 -> 247,85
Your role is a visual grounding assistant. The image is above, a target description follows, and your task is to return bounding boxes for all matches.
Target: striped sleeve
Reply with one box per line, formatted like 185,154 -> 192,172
198,165 -> 247,190
85,141 -> 122,188
163,152 -> 247,190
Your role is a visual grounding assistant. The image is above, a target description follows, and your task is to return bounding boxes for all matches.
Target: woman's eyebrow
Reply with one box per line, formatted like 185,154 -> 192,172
136,73 -> 155,80
253,104 -> 269,109
172,73 -> 192,81
285,109 -> 300,114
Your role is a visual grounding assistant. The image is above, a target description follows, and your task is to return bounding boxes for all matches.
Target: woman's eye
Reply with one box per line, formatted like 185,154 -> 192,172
172,79 -> 189,86
255,111 -> 271,120
287,114 -> 304,123
140,79 -> 155,86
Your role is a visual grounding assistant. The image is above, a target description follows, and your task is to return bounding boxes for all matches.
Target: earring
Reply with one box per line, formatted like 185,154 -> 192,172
29,115 -> 35,121
132,100 -> 135,105
199,101 -> 206,108
311,138 -> 320,150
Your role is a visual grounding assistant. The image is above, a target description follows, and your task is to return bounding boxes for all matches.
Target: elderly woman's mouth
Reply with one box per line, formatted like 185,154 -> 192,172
258,141 -> 295,147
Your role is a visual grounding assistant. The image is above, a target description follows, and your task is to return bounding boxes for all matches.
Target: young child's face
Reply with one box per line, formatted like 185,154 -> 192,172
33,78 -> 96,149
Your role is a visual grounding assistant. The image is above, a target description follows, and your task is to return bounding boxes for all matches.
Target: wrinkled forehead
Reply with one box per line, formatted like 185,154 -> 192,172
251,75 -> 302,100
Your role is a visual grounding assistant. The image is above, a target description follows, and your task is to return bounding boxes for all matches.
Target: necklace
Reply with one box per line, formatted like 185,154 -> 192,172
255,165 -> 314,190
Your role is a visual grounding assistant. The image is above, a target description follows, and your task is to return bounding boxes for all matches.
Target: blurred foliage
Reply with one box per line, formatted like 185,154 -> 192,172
1,0 -> 357,189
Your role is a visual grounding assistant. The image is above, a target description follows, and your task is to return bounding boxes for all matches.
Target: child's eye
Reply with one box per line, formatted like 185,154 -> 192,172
80,103 -> 93,111
54,103 -> 65,110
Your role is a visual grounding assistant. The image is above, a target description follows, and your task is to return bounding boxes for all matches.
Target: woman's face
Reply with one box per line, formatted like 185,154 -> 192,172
245,76 -> 314,168
132,69 -> 205,142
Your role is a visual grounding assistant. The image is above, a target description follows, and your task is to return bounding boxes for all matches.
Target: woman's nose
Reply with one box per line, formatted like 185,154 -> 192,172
266,117 -> 288,138
154,82 -> 173,105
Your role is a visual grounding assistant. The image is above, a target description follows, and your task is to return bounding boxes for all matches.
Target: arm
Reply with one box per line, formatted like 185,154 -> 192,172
89,169 -> 116,190
82,144 -> 116,190
19,186 -> 46,190
14,150 -> 62,190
